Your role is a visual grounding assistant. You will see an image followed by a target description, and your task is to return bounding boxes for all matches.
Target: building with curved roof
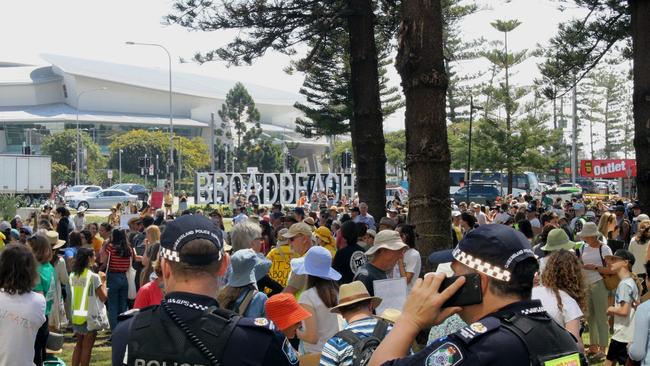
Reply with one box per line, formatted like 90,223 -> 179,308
0,54 -> 328,170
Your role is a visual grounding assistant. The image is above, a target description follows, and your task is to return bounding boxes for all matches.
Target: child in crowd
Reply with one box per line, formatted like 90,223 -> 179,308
265,293 -> 312,341
605,249 -> 641,366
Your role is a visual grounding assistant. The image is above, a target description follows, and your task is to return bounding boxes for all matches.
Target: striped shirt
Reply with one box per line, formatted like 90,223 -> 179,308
319,316 -> 392,366
106,244 -> 133,273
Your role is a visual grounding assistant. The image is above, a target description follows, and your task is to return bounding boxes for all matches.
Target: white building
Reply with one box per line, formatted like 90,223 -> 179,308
0,54 -> 328,170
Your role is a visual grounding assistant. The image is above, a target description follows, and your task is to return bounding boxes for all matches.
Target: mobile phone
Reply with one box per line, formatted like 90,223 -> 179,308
439,273 -> 483,308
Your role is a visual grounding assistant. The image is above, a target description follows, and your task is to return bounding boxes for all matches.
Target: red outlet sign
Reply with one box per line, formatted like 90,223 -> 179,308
580,159 -> 636,179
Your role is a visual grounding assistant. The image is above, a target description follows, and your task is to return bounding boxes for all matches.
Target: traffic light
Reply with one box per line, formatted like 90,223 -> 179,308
218,150 -> 225,170
23,146 -> 31,155
341,151 -> 352,170
286,153 -> 294,171
138,157 -> 146,168
71,160 -> 77,171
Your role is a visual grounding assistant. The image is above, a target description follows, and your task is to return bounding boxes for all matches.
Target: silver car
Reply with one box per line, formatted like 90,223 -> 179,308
68,189 -> 138,210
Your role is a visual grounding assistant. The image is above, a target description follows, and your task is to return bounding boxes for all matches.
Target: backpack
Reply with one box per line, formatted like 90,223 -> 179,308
334,319 -> 389,366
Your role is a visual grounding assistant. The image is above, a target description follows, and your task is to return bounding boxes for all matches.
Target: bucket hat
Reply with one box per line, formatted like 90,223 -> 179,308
365,230 -> 407,256
228,249 -> 271,287
290,246 -> 341,281
330,281 -> 382,313
265,293 -> 312,330
313,226 -> 334,246
576,222 -> 600,238
541,228 -> 576,252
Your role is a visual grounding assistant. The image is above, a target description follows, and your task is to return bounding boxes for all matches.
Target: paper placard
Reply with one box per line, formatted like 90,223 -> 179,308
373,277 -> 407,315
119,214 -> 139,230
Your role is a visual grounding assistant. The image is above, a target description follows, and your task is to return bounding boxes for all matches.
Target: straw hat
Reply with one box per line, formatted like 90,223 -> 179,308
330,281 -> 382,313
265,293 -> 312,330
365,230 -> 407,256
45,230 -> 65,249
541,228 -> 576,252
376,308 -> 402,323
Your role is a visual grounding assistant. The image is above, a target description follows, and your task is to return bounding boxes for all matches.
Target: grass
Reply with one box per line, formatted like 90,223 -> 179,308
58,330 -> 112,366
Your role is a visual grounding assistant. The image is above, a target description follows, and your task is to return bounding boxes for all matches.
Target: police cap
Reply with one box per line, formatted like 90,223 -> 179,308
428,224 -> 534,282
160,215 -> 223,265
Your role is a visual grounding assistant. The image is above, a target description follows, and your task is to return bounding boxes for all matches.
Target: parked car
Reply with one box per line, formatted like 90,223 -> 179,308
592,180 -> 610,195
450,182 -> 500,205
557,183 -> 582,194
108,183 -> 149,202
67,189 -> 138,210
64,185 -> 102,202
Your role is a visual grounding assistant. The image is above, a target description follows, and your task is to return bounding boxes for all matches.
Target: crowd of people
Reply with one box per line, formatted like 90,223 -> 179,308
1,188 -> 650,366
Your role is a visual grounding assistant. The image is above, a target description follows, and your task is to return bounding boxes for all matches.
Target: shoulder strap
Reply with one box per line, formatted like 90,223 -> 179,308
237,288 -> 257,315
598,245 -> 605,266
334,329 -> 362,347
371,319 -> 389,340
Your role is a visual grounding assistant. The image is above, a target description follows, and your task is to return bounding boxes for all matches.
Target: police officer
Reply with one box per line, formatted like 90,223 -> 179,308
368,224 -> 585,366
111,215 -> 299,366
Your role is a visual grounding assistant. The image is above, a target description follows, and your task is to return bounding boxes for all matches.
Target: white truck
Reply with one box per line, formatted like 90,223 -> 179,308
0,154 -> 52,206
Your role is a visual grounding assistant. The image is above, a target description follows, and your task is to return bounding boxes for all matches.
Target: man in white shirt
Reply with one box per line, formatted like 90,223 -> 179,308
473,204 -> 487,225
232,207 -> 249,225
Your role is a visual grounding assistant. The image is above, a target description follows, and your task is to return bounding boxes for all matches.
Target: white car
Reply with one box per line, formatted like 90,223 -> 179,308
64,185 -> 102,202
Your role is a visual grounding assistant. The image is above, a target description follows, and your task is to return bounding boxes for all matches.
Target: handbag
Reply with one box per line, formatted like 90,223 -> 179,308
86,272 -> 109,331
127,256 -> 137,300
598,245 -> 621,291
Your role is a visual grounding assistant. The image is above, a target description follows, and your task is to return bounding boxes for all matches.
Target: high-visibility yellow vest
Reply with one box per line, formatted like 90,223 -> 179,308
70,269 -> 92,325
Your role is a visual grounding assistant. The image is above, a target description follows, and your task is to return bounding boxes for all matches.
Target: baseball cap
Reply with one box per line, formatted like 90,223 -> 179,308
605,249 -> 636,266
428,224 -> 535,282
160,215 -> 223,265
283,222 -> 313,238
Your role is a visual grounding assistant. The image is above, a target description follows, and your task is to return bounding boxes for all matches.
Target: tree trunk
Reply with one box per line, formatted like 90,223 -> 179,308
346,0 -> 387,219
396,0 -> 451,272
631,0 -> 650,210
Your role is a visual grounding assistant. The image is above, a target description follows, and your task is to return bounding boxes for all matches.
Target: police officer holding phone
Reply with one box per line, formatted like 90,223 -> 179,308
112,215 -> 299,366
369,224 -> 585,366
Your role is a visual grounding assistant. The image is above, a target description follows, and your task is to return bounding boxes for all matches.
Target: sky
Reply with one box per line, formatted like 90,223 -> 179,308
0,0 -> 622,153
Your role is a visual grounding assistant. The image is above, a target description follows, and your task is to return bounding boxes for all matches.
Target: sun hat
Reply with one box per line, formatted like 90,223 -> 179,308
365,230 -> 407,256
427,224 -> 534,282
541,228 -> 576,251
605,249 -> 636,266
304,217 -> 316,227
576,222 -> 600,238
330,281 -> 382,313
44,230 -> 66,249
228,249 -> 271,287
46,332 -> 64,354
377,308 -> 402,323
283,222 -> 313,238
265,293 -> 312,330
313,226 -> 334,246
634,214 -> 650,222
277,228 -> 290,245
160,215 -> 224,265
77,206 -> 87,213
366,229 -> 376,238
379,217 -> 397,230
290,246 -> 341,281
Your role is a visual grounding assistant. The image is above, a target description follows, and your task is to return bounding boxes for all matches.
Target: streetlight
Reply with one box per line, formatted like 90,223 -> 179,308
466,96 -> 483,204
125,41 -> 174,194
76,87 -> 107,185
119,149 -> 123,183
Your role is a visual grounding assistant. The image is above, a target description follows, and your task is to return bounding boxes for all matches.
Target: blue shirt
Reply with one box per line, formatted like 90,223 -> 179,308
233,289 -> 268,318
629,300 -> 650,365
353,214 -> 376,231
320,316 -> 392,366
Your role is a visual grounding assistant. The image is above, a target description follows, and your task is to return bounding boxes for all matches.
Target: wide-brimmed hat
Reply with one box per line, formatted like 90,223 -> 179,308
304,217 -> 316,227
313,226 -> 334,246
45,230 -> 65,249
330,281 -> 382,313
77,206 -> 87,213
376,308 -> 402,323
277,228 -> 290,245
365,230 -> 407,256
265,293 -> 312,330
46,332 -> 64,354
541,228 -> 575,251
228,249 -> 271,287
290,246 -> 341,281
634,214 -> 650,222
577,222 -> 600,238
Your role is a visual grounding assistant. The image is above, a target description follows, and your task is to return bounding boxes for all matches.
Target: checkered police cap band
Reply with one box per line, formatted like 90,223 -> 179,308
160,245 -> 222,264
452,247 -> 511,282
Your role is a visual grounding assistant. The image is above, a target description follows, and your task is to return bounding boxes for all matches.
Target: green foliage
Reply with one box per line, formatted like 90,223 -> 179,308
0,194 -> 18,220
51,162 -> 73,185
41,129 -> 106,185
108,130 -> 209,182
384,130 -> 406,169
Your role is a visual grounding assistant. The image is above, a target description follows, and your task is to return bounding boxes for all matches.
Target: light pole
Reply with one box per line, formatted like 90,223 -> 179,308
126,41 -> 174,194
466,96 -> 483,204
119,149 -> 123,183
76,87 -> 107,185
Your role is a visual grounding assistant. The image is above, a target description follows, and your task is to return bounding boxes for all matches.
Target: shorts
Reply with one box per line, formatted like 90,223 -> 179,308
606,339 -> 629,364
164,203 -> 172,208
72,323 -> 91,335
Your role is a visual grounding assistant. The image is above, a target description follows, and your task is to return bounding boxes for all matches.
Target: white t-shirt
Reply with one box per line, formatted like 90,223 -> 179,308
628,238 -> 648,274
475,211 -> 488,225
0,290 -> 46,366
403,248 -> 422,292
532,287 -> 583,326
298,287 -> 341,354
580,244 -> 612,285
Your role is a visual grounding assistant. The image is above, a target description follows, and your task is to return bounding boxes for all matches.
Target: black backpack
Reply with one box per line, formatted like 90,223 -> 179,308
333,319 -> 389,366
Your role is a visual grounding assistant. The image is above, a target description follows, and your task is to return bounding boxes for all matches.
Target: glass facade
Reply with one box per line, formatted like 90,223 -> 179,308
0,121 -> 203,155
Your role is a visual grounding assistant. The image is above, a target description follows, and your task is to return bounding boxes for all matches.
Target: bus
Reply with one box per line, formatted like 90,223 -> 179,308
449,170 -> 541,195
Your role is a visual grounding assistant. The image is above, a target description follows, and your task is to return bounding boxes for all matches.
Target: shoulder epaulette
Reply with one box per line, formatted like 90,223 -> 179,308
453,317 -> 501,344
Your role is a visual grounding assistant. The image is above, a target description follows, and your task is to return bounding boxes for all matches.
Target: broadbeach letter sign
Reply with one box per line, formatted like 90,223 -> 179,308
195,172 -> 356,205
580,159 -> 637,179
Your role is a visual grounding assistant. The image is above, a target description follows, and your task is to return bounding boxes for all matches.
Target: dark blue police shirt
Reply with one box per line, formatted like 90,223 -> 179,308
382,300 -> 549,366
112,291 -> 299,366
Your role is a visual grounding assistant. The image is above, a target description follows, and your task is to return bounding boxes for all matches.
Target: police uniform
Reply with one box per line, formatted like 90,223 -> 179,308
389,224 -> 585,366
111,215 -> 298,366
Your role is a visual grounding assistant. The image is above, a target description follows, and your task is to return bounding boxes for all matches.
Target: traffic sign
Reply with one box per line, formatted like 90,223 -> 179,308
149,164 -> 154,176
107,169 -> 113,179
